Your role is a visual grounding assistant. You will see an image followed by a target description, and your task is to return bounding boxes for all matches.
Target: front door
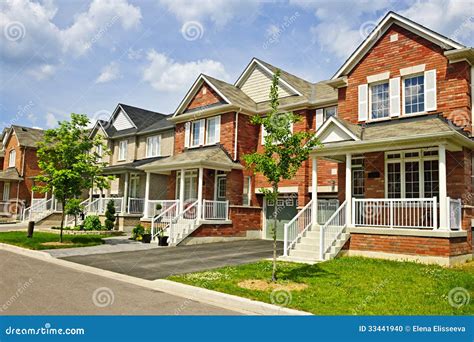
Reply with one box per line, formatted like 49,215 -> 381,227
215,175 -> 226,201
265,194 -> 298,241
3,182 -> 10,201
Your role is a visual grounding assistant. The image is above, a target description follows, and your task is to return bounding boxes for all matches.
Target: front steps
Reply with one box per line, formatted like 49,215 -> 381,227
280,225 -> 350,264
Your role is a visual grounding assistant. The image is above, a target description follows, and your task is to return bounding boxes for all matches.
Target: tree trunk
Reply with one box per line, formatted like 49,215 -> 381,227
59,199 -> 65,243
271,183 -> 278,282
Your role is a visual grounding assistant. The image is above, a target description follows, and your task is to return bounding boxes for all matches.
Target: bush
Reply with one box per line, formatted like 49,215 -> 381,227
132,224 -> 145,240
82,215 -> 102,231
104,200 -> 116,230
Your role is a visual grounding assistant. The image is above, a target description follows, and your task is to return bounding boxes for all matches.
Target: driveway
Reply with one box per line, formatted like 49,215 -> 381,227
63,239 -> 283,280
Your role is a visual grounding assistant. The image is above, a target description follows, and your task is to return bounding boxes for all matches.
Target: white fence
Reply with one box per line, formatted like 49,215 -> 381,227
320,201 -> 347,260
353,197 -> 437,229
448,197 -> 462,230
283,200 -> 313,256
202,200 -> 229,220
169,200 -> 199,245
128,198 -> 144,214
147,200 -> 180,218
317,200 -> 339,224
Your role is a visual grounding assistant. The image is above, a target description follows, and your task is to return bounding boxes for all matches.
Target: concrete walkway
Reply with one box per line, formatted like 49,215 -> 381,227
63,239 -> 283,279
44,235 -> 160,258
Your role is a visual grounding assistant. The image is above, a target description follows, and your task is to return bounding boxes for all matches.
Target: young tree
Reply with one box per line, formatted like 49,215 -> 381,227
244,70 -> 321,282
64,198 -> 83,227
34,114 -> 111,242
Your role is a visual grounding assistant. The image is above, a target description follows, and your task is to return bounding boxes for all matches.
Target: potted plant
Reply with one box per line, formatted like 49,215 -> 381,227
131,224 -> 145,241
154,203 -> 168,246
141,227 -> 152,243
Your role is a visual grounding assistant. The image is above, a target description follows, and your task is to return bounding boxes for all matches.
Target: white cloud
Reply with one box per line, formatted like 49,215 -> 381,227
0,0 -> 142,67
142,50 -> 229,92
127,47 -> 143,60
27,64 -> 56,80
45,112 -> 58,128
95,62 -> 121,83
159,0 -> 259,27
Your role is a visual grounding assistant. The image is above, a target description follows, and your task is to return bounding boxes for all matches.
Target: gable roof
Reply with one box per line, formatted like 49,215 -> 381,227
3,125 -> 44,149
332,11 -> 465,79
99,104 -> 173,138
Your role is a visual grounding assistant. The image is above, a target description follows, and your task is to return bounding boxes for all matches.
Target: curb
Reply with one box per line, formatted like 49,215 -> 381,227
0,243 -> 311,316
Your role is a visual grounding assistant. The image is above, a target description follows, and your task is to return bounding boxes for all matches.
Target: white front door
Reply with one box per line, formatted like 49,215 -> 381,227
129,174 -> 140,198
3,182 -> 10,201
215,175 -> 226,201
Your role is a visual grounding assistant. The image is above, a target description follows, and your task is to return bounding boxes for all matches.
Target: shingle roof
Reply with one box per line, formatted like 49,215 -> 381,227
104,104 -> 174,138
10,125 -> 44,148
102,156 -> 166,173
0,168 -> 22,181
203,75 -> 257,110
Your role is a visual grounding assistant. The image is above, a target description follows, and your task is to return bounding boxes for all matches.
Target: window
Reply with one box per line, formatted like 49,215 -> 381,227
324,106 -> 337,121
370,82 -> 389,120
129,174 -> 140,198
352,157 -> 364,198
206,116 -> 220,145
8,149 -> 16,168
146,135 -> 160,157
191,121 -> 202,147
176,170 -> 198,201
118,140 -> 128,161
96,144 -> 103,162
3,182 -> 10,200
243,176 -> 251,206
404,75 -> 424,114
385,149 -> 438,198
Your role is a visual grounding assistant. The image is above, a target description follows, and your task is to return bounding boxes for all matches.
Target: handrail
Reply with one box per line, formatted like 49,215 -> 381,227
151,202 -> 178,239
283,200 -> 313,257
320,200 -> 347,260
169,200 -> 199,245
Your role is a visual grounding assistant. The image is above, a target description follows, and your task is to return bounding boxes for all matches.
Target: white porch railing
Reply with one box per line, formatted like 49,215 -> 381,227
151,202 -> 179,240
22,198 -> 55,222
169,200 -> 199,245
65,198 -> 90,227
283,200 -> 313,257
128,198 -> 145,214
146,200 -> 179,218
202,200 -> 229,220
353,197 -> 438,229
448,197 -> 462,230
318,199 -> 339,224
85,197 -> 124,214
320,200 -> 347,260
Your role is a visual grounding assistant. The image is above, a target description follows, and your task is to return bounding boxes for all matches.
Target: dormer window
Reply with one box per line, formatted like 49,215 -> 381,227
118,140 -> 128,161
8,149 -> 15,168
370,82 -> 389,120
403,75 -> 424,114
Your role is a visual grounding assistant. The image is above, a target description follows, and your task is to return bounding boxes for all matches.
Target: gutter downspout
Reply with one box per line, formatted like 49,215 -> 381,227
17,146 -> 26,216
234,109 -> 242,161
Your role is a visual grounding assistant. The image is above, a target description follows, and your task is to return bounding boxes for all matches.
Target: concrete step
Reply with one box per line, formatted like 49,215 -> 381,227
293,242 -> 320,252
289,249 -> 320,260
303,230 -> 321,239
297,237 -> 320,245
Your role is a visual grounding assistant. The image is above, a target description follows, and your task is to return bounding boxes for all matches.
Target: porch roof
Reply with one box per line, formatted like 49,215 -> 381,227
312,115 -> 474,159
137,146 -> 244,173
102,156 -> 166,174
0,168 -> 23,181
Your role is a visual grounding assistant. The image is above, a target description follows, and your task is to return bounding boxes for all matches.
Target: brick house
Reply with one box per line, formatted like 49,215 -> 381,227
283,12 -> 473,266
0,125 -> 45,221
139,58 -> 339,245
86,103 -> 175,230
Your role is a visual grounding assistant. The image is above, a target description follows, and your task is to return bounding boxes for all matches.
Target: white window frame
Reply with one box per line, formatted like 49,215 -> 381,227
323,106 -> 337,121
190,121 -> 202,148
8,149 -> 16,168
146,135 -> 161,158
242,176 -> 252,206
205,116 -> 220,145
384,148 -> 439,198
118,140 -> 128,161
368,80 -> 390,122
402,73 -> 426,116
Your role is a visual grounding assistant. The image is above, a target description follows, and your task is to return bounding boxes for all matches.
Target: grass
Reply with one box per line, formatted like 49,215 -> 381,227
169,257 -> 474,315
0,231 -> 106,250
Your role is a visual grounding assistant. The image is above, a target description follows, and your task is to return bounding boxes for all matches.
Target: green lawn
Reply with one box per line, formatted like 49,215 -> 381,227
0,231 -> 106,250
169,257 -> 474,315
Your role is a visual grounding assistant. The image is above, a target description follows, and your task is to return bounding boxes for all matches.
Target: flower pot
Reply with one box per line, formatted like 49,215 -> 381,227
141,234 -> 152,243
158,236 -> 169,246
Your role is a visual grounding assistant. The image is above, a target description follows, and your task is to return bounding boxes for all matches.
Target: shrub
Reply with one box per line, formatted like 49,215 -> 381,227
82,215 -> 102,231
132,224 -> 145,240
104,200 -> 116,230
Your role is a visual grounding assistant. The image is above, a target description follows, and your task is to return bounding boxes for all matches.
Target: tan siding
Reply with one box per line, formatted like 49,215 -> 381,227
136,129 -> 174,160
111,137 -> 135,164
240,65 -> 294,103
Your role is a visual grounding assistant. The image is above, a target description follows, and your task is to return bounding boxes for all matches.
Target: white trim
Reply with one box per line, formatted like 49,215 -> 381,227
173,75 -> 232,117
401,72 -> 426,116
8,149 -> 16,168
400,64 -> 426,76
332,12 -> 464,79
367,80 -> 390,122
118,139 -> 128,161
315,116 -> 360,141
146,134 -> 161,158
234,58 -> 303,97
366,71 -> 390,83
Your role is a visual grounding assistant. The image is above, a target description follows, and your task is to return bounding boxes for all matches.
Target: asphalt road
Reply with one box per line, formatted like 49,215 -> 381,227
0,250 -> 237,315
63,239 -> 283,280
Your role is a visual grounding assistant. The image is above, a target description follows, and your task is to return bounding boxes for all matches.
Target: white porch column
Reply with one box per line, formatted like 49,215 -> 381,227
197,167 -> 204,220
439,144 -> 448,229
345,153 -> 352,226
179,168 -> 185,213
311,157 -> 318,225
122,172 -> 129,214
144,172 -> 151,218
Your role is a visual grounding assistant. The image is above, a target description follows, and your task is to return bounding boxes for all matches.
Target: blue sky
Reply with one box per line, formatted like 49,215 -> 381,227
1,0 -> 472,129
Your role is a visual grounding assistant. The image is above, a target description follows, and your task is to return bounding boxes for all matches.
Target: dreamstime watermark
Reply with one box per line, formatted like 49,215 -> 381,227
263,12 -> 300,49
1,101 -> 34,128
181,21 -> 204,41
92,109 -> 112,129
0,200 -> 25,218
447,287 -> 470,309
84,15 -> 119,50
4,21 -> 26,42
270,289 -> 292,307
0,278 -> 34,313
5,323 -> 85,336
92,287 -> 114,308
359,20 -> 380,41
352,279 -> 389,314
451,15 -> 473,42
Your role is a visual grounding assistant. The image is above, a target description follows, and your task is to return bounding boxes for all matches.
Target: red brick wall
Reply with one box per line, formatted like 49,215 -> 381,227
337,24 -> 472,134
346,233 -> 471,257
186,83 -> 224,111
191,206 -> 262,237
